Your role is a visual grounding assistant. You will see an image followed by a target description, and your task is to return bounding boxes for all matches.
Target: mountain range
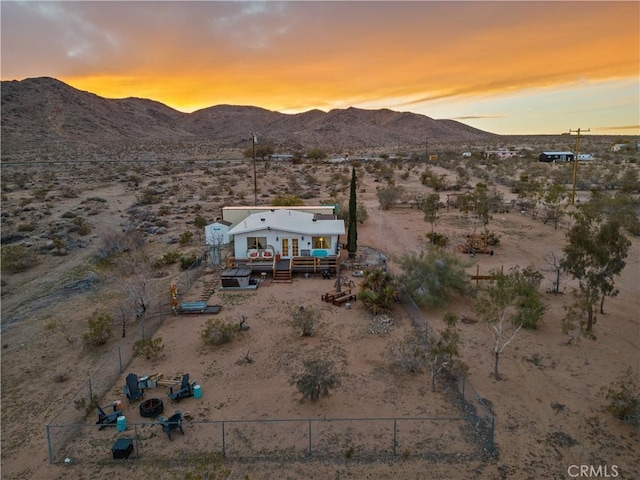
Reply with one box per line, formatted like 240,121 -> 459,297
1,77 -> 495,158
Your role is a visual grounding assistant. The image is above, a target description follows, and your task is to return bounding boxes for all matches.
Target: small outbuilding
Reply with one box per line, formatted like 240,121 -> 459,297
205,220 -> 232,246
539,151 -> 574,163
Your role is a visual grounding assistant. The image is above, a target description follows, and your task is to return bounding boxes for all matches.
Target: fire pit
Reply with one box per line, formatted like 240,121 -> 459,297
139,398 -> 164,418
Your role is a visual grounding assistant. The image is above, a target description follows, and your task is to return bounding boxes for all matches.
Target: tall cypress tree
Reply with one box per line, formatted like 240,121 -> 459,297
347,167 -> 358,259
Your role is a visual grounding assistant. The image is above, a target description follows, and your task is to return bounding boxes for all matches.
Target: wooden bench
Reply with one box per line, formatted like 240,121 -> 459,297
321,289 -> 350,302
332,293 -> 357,306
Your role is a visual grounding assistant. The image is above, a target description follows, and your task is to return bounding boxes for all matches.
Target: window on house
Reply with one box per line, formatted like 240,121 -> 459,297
312,236 -> 330,249
247,237 -> 267,250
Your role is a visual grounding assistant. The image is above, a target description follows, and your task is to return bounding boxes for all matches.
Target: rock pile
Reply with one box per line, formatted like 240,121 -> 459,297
369,313 -> 394,334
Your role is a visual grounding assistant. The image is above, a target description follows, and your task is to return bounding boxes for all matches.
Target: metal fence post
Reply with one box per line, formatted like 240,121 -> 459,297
134,424 -> 139,457
118,346 -> 123,374
221,421 -> 226,458
489,416 -> 496,454
46,423 -> 54,464
393,419 -> 397,456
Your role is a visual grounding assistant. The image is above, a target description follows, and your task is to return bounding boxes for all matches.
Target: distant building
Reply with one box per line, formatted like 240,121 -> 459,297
462,152 -> 472,158
578,153 -> 594,162
539,151 -> 574,163
611,143 -> 627,152
484,150 -> 519,159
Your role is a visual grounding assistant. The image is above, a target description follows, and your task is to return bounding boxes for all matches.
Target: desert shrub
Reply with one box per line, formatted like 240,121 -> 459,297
1,245 -> 38,273
194,215 -> 208,229
271,195 -> 304,206
17,222 -> 37,232
200,318 -> 240,346
61,211 -> 77,219
425,232 -> 448,247
54,369 -> 71,383
289,305 -> 320,336
158,205 -> 171,216
180,254 -> 199,270
74,394 -> 99,416
386,329 -> 429,373
600,367 -> 640,426
82,311 -> 113,347
179,231 -> 194,245
137,188 -> 161,205
153,251 -> 181,268
73,217 -> 92,236
358,268 -> 397,315
133,337 -> 165,359
290,359 -> 341,402
43,318 -> 73,344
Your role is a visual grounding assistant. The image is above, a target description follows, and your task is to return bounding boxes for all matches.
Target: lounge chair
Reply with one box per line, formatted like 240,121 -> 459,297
124,373 -> 144,403
158,410 -> 184,440
96,402 -> 123,429
167,374 -> 196,402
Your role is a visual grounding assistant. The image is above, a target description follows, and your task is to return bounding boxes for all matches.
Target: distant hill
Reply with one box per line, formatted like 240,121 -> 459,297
1,77 -> 495,157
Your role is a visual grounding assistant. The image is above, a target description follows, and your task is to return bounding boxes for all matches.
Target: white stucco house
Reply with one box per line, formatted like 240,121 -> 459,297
226,209 -> 345,260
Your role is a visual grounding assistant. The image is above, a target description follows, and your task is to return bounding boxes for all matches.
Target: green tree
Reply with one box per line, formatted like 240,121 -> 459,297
347,167 -> 358,259
427,313 -> 466,392
541,184 -> 568,229
397,247 -> 473,308
561,207 -> 631,334
474,268 -> 530,380
421,192 -> 442,234
377,184 -> 405,210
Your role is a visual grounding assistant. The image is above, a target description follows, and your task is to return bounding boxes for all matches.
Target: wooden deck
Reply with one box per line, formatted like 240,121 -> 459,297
226,255 -> 340,281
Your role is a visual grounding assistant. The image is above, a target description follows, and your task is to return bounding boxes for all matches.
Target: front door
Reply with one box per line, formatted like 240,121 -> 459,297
280,238 -> 299,258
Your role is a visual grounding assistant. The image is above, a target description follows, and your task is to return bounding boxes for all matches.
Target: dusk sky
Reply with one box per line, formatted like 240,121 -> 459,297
1,1 -> 638,135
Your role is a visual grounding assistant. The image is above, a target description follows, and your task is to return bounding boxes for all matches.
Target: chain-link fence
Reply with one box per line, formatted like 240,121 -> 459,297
397,288 -> 496,458
47,415 -> 484,465
46,261 -> 495,465
46,260 -> 205,464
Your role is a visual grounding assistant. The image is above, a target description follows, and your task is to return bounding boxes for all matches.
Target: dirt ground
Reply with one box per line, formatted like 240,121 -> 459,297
1,160 -> 638,479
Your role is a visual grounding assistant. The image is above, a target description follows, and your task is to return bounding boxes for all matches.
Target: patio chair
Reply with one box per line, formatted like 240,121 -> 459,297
124,373 -> 145,403
167,374 -> 196,402
158,410 -> 184,440
96,402 -> 123,429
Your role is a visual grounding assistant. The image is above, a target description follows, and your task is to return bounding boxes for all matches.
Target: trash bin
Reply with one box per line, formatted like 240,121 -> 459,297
116,416 -> 127,432
194,385 -> 202,399
345,302 -> 351,310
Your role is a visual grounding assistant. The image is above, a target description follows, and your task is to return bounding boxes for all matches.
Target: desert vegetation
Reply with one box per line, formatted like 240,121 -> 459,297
1,134 -> 638,479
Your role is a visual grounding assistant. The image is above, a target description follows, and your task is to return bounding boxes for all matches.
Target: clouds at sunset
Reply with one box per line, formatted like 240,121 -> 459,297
1,1 -> 638,134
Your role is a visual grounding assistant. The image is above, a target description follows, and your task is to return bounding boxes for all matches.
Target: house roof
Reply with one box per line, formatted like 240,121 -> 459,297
541,151 -> 574,155
227,209 -> 345,236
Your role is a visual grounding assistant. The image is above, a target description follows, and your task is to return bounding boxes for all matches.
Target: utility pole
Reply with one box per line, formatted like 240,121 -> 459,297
569,128 -> 590,205
425,137 -> 428,161
251,132 -> 257,206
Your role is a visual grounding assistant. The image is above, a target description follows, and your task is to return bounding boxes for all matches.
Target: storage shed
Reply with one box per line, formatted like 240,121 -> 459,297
205,221 -> 232,246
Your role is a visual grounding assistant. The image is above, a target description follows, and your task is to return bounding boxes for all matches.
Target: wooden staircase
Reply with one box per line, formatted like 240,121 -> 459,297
273,258 -> 292,283
273,269 -> 292,283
